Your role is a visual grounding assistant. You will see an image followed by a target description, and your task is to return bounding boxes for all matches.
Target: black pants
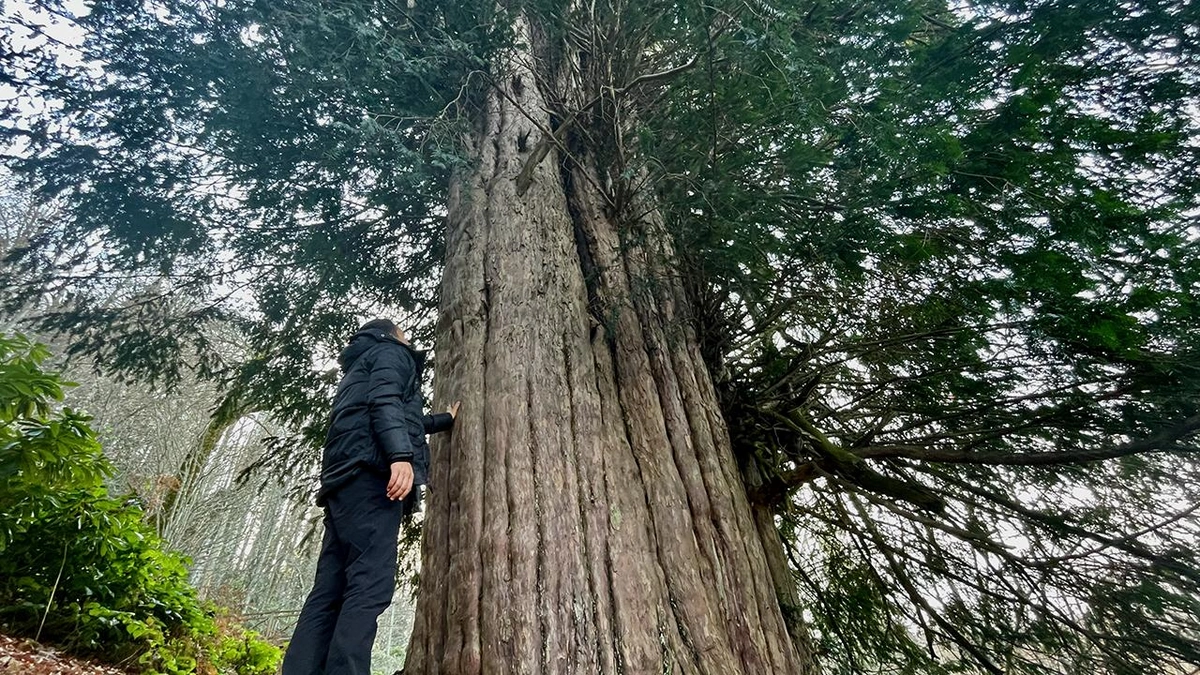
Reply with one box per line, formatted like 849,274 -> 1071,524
281,470 -> 404,675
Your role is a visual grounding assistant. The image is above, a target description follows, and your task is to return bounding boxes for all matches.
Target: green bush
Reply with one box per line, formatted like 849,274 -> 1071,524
0,334 -> 281,674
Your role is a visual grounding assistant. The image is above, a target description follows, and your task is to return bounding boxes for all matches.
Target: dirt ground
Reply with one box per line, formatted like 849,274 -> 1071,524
0,635 -> 128,675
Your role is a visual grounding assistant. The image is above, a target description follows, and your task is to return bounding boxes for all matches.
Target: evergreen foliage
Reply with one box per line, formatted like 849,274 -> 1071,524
2,0 -> 1198,672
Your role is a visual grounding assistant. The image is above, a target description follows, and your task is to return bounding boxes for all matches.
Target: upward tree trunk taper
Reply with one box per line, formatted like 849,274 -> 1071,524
406,21 -> 817,674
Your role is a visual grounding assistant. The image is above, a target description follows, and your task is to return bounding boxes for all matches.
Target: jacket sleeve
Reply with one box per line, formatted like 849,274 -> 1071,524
368,347 -> 416,463
423,412 -> 455,434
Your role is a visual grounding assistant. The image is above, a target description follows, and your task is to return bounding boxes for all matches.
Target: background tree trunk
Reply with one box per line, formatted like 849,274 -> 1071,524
156,391 -> 249,537
406,21 -> 817,674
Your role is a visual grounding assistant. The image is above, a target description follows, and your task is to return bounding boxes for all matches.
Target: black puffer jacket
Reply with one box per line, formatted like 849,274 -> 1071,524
317,328 -> 453,505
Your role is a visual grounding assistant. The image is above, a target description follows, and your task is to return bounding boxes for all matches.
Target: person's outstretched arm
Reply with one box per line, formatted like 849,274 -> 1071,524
424,400 -> 460,435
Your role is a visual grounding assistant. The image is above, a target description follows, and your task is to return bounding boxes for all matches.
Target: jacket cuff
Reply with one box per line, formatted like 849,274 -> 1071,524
425,412 -> 455,434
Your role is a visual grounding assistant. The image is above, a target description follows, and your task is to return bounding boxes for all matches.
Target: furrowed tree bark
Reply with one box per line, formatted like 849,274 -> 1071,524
406,20 -> 816,674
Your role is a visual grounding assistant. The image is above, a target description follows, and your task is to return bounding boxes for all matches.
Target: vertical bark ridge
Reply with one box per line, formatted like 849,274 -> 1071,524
675,312 -> 779,670
453,89 -> 506,675
753,500 -> 823,671
685,333 -> 800,672
564,326 -> 618,673
587,317 -> 684,673
563,162 -> 737,674
639,253 -> 776,669
564,157 -> 699,673
476,165 -> 510,675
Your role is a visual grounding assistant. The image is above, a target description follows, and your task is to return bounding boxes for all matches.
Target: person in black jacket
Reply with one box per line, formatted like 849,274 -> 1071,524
282,318 -> 457,675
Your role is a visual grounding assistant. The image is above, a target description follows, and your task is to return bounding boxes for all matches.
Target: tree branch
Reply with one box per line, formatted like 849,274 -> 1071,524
854,413 -> 1200,466
932,471 -> 1200,586
514,55 -> 701,196
768,409 -> 946,512
847,493 -> 1005,675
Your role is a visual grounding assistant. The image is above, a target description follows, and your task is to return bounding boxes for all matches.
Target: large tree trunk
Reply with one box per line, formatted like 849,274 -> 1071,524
406,20 -> 817,674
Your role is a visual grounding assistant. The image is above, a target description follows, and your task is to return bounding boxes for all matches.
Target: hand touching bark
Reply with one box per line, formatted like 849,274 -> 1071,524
448,401 -> 461,419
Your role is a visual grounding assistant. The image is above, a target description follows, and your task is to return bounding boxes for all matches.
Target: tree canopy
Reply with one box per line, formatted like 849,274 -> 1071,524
2,0 -> 1198,672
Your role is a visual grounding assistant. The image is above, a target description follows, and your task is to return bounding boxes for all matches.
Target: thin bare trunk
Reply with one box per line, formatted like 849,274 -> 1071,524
157,393 -> 248,535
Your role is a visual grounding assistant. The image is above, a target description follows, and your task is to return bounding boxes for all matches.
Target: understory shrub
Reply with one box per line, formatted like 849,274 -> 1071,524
0,333 -> 280,674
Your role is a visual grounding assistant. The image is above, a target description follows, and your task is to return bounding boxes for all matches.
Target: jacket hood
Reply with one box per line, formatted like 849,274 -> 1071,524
337,329 -> 425,372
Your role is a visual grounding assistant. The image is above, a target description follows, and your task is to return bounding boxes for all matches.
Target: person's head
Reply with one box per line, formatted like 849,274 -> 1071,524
358,318 -> 407,344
